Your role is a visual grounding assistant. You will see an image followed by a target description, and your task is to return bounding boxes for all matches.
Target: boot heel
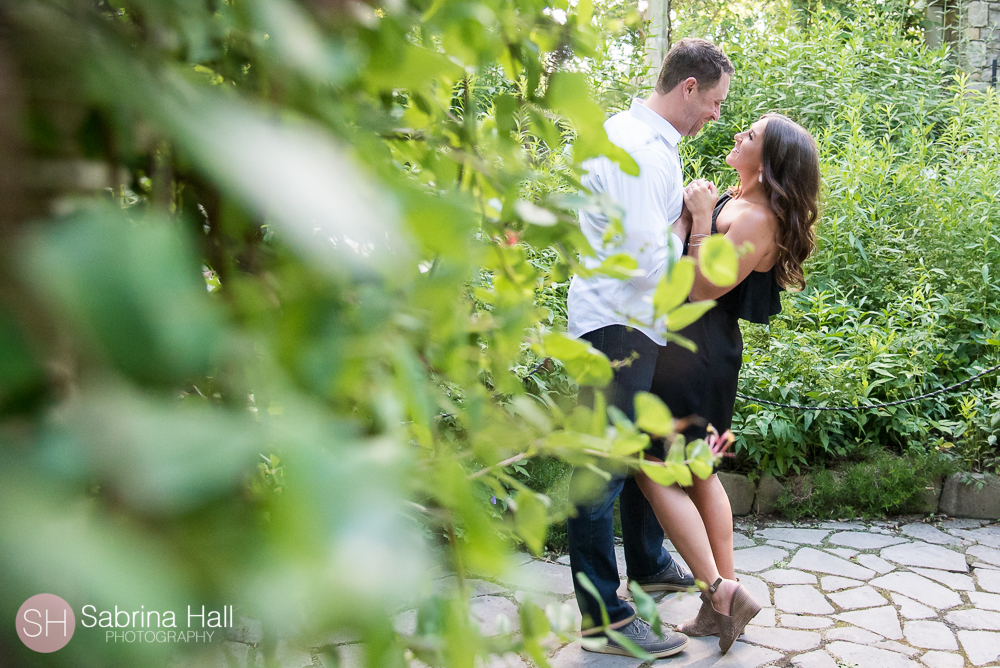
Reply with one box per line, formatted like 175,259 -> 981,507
716,585 -> 761,654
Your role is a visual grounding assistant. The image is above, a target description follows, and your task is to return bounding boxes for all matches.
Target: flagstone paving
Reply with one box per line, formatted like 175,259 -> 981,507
215,517 -> 1000,668
761,569 -> 817,586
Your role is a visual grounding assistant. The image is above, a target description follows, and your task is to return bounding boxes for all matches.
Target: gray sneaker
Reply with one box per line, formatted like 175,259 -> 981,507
628,561 -> 697,593
583,617 -> 689,658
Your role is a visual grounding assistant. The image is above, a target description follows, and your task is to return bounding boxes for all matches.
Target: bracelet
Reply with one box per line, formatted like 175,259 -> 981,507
690,233 -> 710,239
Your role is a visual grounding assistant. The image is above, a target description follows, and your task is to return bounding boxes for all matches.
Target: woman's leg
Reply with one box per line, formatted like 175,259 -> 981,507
686,473 -> 735,580
635,470 -> 741,614
634,471 -> 721,587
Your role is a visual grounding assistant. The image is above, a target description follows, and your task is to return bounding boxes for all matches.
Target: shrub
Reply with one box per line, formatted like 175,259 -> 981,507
517,457 -> 574,551
777,449 -> 956,519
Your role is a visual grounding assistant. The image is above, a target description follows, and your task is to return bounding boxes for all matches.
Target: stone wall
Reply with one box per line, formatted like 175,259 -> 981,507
963,0 -> 1000,86
718,471 -> 1000,519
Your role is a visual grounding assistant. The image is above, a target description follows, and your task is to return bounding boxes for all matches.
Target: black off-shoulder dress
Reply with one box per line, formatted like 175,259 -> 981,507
649,192 -> 782,454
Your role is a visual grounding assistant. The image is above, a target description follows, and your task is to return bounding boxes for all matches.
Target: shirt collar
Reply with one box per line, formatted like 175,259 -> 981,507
628,98 -> 681,147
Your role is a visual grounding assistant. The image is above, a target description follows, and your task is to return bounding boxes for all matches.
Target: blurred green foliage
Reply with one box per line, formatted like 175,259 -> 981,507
0,0 -> 729,665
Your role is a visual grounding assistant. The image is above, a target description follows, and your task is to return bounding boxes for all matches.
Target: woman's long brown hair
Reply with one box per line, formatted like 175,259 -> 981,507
737,113 -> 820,290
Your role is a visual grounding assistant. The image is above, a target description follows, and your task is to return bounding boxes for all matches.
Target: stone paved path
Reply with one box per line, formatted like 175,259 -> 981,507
218,517 -> 1000,668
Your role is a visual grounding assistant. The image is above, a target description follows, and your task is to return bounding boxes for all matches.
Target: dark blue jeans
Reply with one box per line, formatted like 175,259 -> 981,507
568,325 -> 676,628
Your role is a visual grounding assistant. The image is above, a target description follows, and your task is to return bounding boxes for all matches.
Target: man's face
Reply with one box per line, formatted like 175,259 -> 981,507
684,73 -> 730,137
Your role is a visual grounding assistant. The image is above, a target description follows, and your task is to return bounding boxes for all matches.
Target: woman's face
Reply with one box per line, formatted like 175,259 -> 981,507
725,117 -> 769,176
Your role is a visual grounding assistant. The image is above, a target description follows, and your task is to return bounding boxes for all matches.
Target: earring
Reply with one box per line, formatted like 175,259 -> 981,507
758,173 -> 763,183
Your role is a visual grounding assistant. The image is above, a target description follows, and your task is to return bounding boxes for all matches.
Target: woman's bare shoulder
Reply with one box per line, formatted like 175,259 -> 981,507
717,198 -> 777,237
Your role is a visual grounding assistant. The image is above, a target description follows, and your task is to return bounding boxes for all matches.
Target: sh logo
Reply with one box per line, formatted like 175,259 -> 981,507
17,594 -> 76,652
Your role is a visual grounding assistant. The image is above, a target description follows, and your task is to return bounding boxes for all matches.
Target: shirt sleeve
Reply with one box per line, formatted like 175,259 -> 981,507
605,154 -> 684,292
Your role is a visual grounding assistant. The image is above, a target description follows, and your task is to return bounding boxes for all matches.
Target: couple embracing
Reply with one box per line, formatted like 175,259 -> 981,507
566,39 -> 820,658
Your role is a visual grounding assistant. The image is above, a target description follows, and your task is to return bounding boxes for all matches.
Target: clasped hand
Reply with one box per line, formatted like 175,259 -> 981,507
684,178 -> 718,220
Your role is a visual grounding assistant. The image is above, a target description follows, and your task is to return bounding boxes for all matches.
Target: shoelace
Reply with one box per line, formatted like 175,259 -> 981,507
624,617 -> 652,640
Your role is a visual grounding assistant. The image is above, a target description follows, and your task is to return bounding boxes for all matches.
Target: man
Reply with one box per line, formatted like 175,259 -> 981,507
566,38 -> 733,658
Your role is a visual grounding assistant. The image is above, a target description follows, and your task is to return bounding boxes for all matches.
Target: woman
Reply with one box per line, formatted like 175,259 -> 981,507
636,113 -> 820,653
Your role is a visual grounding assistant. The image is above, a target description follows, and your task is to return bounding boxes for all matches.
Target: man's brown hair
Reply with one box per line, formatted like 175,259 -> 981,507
655,38 -> 734,95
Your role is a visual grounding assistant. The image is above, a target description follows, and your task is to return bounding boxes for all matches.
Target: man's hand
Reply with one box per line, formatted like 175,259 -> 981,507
683,179 -> 718,221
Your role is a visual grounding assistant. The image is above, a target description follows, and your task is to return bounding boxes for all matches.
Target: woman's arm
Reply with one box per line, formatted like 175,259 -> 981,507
684,179 -> 716,243
683,181 -> 777,302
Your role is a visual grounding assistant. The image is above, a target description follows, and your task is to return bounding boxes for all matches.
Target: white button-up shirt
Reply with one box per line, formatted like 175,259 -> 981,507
567,99 -> 685,346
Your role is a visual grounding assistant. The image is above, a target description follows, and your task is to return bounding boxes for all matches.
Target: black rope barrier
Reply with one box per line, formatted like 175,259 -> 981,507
738,362 -> 1000,412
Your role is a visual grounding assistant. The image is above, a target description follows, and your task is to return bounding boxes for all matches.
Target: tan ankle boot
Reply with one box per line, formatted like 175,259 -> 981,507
706,578 -> 762,654
676,591 -> 719,637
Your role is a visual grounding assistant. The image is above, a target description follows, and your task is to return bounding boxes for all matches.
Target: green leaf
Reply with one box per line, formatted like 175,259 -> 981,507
666,434 -> 687,464
544,72 -> 597,123
595,253 -> 641,279
666,300 -> 716,331
254,0 -> 356,83
537,332 -> 588,361
537,333 -> 613,388
576,572 -> 610,628
53,385 -> 264,513
545,72 -> 639,175
569,353 -> 614,388
664,332 -> 698,352
545,429 -> 611,454
654,257 -> 696,317
640,461 -> 676,487
494,93 -> 518,140
26,207 -> 222,386
515,491 -> 549,556
0,304 -> 45,413
699,235 -> 739,286
666,461 -> 693,487
520,600 -> 551,637
606,405 -> 631,430
528,108 -> 562,149
435,461 -> 509,575
366,43 -> 465,92
633,392 -> 673,436
520,602 -> 554,668
611,432 -> 650,456
590,390 -> 608,437
141,79 -> 407,277
686,439 -> 715,479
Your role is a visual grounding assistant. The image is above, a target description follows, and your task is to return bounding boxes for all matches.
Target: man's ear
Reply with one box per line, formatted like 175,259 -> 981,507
682,77 -> 698,99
